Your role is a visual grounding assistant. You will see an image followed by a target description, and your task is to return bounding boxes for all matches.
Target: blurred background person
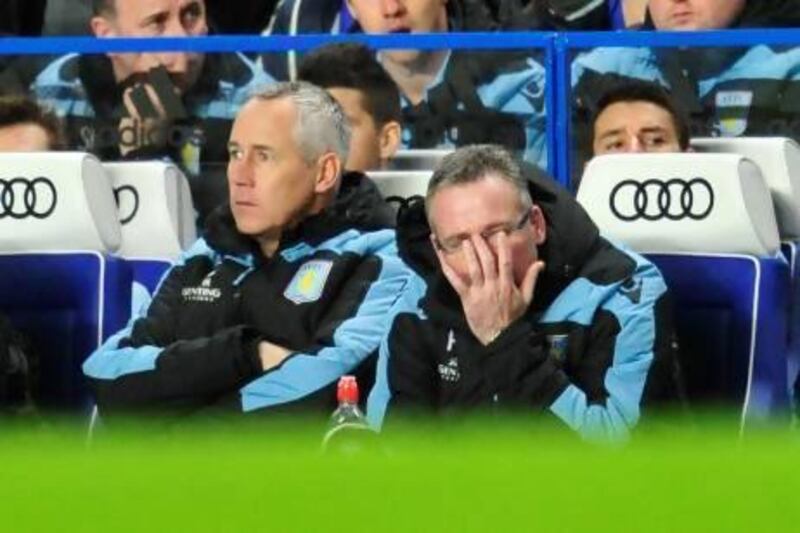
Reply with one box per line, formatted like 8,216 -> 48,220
644,0 -> 800,31
344,0 -> 549,170
0,95 -> 66,151
263,0 -> 499,82
28,0 -> 272,226
298,42 -> 401,173
564,79 -> 690,187
588,80 -> 689,164
570,0 -> 800,187
39,0 -> 279,35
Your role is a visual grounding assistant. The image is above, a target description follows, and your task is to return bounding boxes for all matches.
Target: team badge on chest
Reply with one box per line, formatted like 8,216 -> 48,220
714,90 -> 752,137
284,260 -> 333,304
545,334 -> 569,363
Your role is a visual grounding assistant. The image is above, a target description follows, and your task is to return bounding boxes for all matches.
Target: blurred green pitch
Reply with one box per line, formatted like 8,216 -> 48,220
2,415 -> 799,532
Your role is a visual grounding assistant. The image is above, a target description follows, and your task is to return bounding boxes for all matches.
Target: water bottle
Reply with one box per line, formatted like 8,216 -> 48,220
330,375 -> 365,425
322,375 -> 375,453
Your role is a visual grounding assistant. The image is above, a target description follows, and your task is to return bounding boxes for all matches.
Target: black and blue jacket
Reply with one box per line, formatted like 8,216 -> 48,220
366,168 -> 683,440
82,173 -> 412,417
398,50 -> 549,170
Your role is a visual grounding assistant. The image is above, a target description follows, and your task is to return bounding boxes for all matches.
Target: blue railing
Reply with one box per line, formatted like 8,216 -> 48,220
5,29 -> 800,187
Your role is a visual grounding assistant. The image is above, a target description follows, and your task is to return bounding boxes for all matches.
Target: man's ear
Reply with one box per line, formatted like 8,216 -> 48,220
378,120 -> 401,168
90,15 -> 116,38
314,152 -> 342,194
530,205 -> 547,246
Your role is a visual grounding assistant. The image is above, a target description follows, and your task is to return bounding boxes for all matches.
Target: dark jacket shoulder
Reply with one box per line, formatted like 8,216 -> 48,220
204,171 -> 396,258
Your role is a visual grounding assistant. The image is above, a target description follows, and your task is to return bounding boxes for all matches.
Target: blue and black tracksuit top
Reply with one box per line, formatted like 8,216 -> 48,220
397,49 -> 549,170
367,168 -> 683,440
82,173 -> 412,417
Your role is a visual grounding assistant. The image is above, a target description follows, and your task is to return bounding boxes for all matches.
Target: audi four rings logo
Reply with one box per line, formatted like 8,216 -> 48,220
0,177 -> 57,219
113,185 -> 140,225
609,178 -> 715,222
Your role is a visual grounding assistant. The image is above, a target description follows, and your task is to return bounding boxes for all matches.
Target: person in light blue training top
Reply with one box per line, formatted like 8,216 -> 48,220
570,0 -> 800,186
82,82 -> 412,420
28,0 -> 274,225
367,145 -> 684,440
344,0 -> 549,170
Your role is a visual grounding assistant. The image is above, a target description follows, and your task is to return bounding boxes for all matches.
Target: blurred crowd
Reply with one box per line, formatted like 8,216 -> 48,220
1,0 -> 800,213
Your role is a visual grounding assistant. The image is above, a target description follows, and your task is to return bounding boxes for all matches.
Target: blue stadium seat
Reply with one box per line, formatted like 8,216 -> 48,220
780,241 -> 800,396
578,153 -> 791,427
647,253 -> 790,419
0,152 -> 132,410
692,137 -> 800,398
0,253 -> 131,409
128,259 -> 172,297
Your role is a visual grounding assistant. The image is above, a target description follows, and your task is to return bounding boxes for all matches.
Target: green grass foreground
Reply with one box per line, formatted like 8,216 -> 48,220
2,415 -> 799,531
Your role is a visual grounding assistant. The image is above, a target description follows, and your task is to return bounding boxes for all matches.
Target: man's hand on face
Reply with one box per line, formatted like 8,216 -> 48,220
436,232 -> 545,346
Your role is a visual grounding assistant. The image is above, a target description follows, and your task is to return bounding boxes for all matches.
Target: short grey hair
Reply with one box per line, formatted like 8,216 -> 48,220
426,144 -> 533,219
249,81 -> 350,165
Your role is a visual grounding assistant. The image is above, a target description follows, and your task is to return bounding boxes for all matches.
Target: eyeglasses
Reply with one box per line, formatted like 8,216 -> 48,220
434,211 -> 531,255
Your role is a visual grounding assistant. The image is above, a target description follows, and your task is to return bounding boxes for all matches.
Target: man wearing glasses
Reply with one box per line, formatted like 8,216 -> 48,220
367,144 -> 683,440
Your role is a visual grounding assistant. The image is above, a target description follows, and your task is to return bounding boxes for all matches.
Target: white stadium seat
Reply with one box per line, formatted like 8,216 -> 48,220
102,161 -> 196,260
577,153 -> 780,256
691,137 -> 800,240
367,170 -> 432,202
0,151 -> 120,252
102,161 -> 197,315
388,149 -> 452,171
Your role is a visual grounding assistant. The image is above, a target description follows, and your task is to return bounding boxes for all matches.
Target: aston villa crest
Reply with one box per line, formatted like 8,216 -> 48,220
284,260 -> 333,304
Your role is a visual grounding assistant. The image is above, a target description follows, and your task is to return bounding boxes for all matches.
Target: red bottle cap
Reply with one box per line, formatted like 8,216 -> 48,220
337,375 -> 359,404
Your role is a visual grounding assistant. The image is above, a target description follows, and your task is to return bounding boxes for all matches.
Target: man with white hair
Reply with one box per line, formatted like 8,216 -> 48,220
83,81 -> 411,418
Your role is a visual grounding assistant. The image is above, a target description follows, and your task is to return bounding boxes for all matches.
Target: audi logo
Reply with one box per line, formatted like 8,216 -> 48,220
113,185 -> 140,225
0,177 -> 57,219
609,178 -> 715,222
